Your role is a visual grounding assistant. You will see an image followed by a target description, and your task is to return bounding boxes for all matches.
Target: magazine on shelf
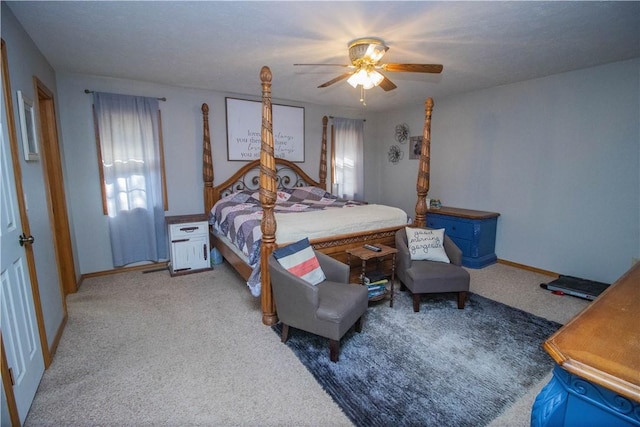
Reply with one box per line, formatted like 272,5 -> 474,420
368,289 -> 386,298
366,283 -> 387,292
364,270 -> 388,284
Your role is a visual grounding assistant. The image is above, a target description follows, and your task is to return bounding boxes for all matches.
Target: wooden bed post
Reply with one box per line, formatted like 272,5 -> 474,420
319,116 -> 328,191
202,103 -> 214,213
414,97 -> 433,227
259,66 -> 278,326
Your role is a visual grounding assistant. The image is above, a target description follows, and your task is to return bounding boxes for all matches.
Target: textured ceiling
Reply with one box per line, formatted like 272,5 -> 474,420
7,1 -> 640,112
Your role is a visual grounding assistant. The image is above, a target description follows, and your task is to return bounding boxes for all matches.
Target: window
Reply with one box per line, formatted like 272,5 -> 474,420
92,92 -> 168,266
331,117 -> 364,200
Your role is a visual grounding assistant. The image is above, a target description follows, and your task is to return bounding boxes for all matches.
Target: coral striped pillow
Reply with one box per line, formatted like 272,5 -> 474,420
273,238 -> 326,285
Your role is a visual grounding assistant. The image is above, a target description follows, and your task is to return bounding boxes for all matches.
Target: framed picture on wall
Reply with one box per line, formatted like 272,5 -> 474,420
225,97 -> 305,162
17,90 -> 39,161
409,136 -> 423,160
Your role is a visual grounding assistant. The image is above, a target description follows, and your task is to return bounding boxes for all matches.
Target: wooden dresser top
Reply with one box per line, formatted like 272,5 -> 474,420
427,206 -> 500,220
543,262 -> 640,402
165,213 -> 209,225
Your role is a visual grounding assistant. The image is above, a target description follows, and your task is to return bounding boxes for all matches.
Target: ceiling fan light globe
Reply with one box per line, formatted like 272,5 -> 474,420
348,37 -> 388,64
361,80 -> 375,90
349,43 -> 370,63
365,44 -> 387,63
369,70 -> 384,86
347,68 -> 384,89
348,68 -> 367,87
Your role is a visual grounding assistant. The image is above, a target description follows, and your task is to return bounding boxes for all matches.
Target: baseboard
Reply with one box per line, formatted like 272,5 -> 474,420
80,261 -> 169,283
497,259 -> 559,278
46,312 -> 68,369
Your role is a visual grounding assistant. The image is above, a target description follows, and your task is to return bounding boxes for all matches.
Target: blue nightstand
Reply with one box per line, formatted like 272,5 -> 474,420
426,206 -> 500,269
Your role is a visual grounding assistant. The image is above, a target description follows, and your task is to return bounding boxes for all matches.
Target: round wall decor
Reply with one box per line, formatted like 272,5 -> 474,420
395,123 -> 409,144
388,145 -> 404,164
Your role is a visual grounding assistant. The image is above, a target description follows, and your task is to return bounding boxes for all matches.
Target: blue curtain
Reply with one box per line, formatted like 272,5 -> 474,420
93,92 -> 167,266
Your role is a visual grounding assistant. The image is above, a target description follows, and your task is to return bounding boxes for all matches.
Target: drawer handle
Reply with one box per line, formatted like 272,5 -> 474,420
204,244 -> 208,260
180,226 -> 199,232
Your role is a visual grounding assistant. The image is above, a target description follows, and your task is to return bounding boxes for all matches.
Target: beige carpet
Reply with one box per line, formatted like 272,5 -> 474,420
25,261 -> 588,426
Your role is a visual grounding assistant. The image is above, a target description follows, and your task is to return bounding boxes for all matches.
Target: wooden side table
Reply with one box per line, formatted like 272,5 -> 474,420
346,244 -> 397,307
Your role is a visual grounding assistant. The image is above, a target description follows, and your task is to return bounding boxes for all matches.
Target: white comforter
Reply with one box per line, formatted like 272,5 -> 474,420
275,204 -> 408,244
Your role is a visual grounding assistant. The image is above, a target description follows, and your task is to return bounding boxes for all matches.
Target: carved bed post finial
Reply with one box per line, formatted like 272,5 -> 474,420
319,116 -> 328,191
202,103 -> 214,213
259,66 -> 278,326
415,97 -> 433,227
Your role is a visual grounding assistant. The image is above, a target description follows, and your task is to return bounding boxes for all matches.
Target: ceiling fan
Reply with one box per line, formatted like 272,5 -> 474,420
294,37 -> 443,92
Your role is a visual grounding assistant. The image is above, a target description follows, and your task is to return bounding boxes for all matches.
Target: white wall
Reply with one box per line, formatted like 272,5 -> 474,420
372,59 -> 640,284
56,73 -> 368,274
58,60 -> 639,283
1,4 -> 65,348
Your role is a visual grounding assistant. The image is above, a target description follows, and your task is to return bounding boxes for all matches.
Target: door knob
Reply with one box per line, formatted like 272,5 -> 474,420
18,233 -> 34,246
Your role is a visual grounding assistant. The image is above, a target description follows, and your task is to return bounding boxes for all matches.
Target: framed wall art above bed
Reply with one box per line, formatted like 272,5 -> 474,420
225,97 -> 305,162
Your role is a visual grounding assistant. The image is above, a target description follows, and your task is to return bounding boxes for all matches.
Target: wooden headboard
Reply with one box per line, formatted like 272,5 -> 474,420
207,158 -> 324,208
201,102 -> 328,213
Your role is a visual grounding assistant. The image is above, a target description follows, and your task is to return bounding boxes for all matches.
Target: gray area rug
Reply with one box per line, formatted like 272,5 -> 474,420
273,290 -> 560,427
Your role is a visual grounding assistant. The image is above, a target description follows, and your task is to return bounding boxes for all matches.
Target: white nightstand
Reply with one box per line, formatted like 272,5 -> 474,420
166,214 -> 212,276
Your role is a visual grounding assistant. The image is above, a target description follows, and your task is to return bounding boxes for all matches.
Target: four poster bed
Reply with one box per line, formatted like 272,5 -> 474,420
201,66 -> 434,326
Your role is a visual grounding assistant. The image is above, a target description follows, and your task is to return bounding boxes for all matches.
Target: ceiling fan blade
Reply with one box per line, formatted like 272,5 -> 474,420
378,76 -> 397,92
294,63 -> 350,67
317,72 -> 353,88
382,63 -> 443,73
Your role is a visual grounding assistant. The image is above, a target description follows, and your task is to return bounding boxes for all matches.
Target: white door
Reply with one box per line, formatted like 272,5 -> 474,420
0,120 -> 44,424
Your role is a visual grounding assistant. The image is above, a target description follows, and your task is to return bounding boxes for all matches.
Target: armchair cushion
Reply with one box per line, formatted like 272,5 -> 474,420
405,227 -> 450,263
273,238 -> 326,285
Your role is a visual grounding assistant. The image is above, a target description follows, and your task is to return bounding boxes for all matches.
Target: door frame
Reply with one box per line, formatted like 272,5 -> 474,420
34,77 -> 76,298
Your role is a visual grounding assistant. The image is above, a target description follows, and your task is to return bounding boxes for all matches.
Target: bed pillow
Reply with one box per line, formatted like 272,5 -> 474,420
405,227 -> 450,263
272,238 -> 326,285
276,190 -> 292,202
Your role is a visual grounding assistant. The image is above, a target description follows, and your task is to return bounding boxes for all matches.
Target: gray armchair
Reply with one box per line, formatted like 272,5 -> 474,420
396,227 -> 470,311
269,250 -> 368,362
